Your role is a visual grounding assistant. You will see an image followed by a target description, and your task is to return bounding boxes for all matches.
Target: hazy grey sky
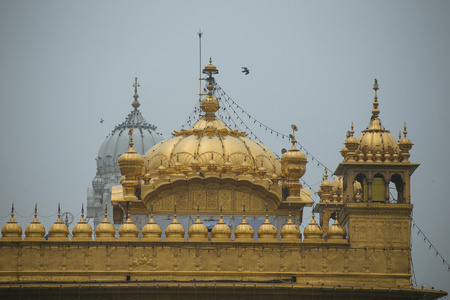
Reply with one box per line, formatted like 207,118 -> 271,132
1,0 -> 449,292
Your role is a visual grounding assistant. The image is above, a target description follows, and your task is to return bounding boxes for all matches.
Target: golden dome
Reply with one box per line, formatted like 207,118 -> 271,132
165,209 -> 185,241
354,80 -> 400,163
95,207 -> 116,241
142,211 -> 162,241
327,218 -> 347,240
72,205 -> 93,241
280,213 -> 301,241
234,208 -> 254,241
257,213 -> 277,242
1,205 -> 22,241
211,211 -> 231,240
144,61 -> 281,182
24,205 -> 46,241
188,209 -> 208,241
48,205 -> 69,241
118,210 -> 139,241
303,213 -> 323,240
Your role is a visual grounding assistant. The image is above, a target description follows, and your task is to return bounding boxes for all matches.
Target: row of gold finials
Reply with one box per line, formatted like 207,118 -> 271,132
1,204 -> 347,243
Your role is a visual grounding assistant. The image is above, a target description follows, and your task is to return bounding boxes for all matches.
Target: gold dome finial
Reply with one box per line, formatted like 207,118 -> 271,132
290,124 -> 298,147
303,212 -> 324,241
372,79 -> 380,118
327,211 -> 347,240
1,204 -> 23,241
25,204 -> 45,241
132,77 -> 140,110
128,128 -> 134,148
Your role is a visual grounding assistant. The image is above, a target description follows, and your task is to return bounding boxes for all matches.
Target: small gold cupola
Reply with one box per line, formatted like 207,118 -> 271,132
327,214 -> 347,241
165,205 -> 185,242
118,128 -> 144,202
212,205 -> 231,241
234,205 -> 255,242
280,208 -> 301,242
188,204 -> 208,241
72,204 -> 93,241
118,205 -> 139,241
95,206 -> 116,241
48,204 -> 69,241
257,204 -> 277,242
142,203 -> 162,241
303,213 -> 324,242
24,204 -> 46,241
398,123 -> 413,163
1,204 -> 23,241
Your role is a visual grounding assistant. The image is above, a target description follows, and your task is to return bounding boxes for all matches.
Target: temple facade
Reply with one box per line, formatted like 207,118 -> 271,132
0,62 -> 446,299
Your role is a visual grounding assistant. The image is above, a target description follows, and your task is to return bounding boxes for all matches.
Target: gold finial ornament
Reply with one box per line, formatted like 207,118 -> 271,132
165,205 -> 185,241
24,204 -> 46,241
212,205 -> 231,241
1,204 -> 23,241
72,204 -> 93,241
132,77 -> 140,109
95,206 -> 116,241
142,203 -> 162,241
281,124 -> 308,200
48,204 -> 69,241
118,204 -> 139,241
118,127 -> 144,202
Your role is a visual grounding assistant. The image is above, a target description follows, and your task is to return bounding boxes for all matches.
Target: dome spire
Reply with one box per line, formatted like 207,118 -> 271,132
372,79 -> 380,119
200,58 -> 220,120
132,77 -> 140,110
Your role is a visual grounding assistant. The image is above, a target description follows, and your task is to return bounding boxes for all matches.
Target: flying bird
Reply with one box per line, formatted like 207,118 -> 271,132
241,67 -> 249,75
100,118 -> 104,123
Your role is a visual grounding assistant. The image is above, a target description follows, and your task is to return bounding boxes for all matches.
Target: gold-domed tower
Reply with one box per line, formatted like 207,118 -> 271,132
1,204 -> 22,241
24,205 -> 46,241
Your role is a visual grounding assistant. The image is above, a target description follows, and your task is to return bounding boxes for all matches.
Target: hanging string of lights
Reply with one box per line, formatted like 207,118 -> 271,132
214,83 -> 334,176
411,217 -> 450,272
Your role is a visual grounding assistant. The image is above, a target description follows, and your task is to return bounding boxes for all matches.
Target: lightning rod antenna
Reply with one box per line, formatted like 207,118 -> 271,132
198,30 -> 203,117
